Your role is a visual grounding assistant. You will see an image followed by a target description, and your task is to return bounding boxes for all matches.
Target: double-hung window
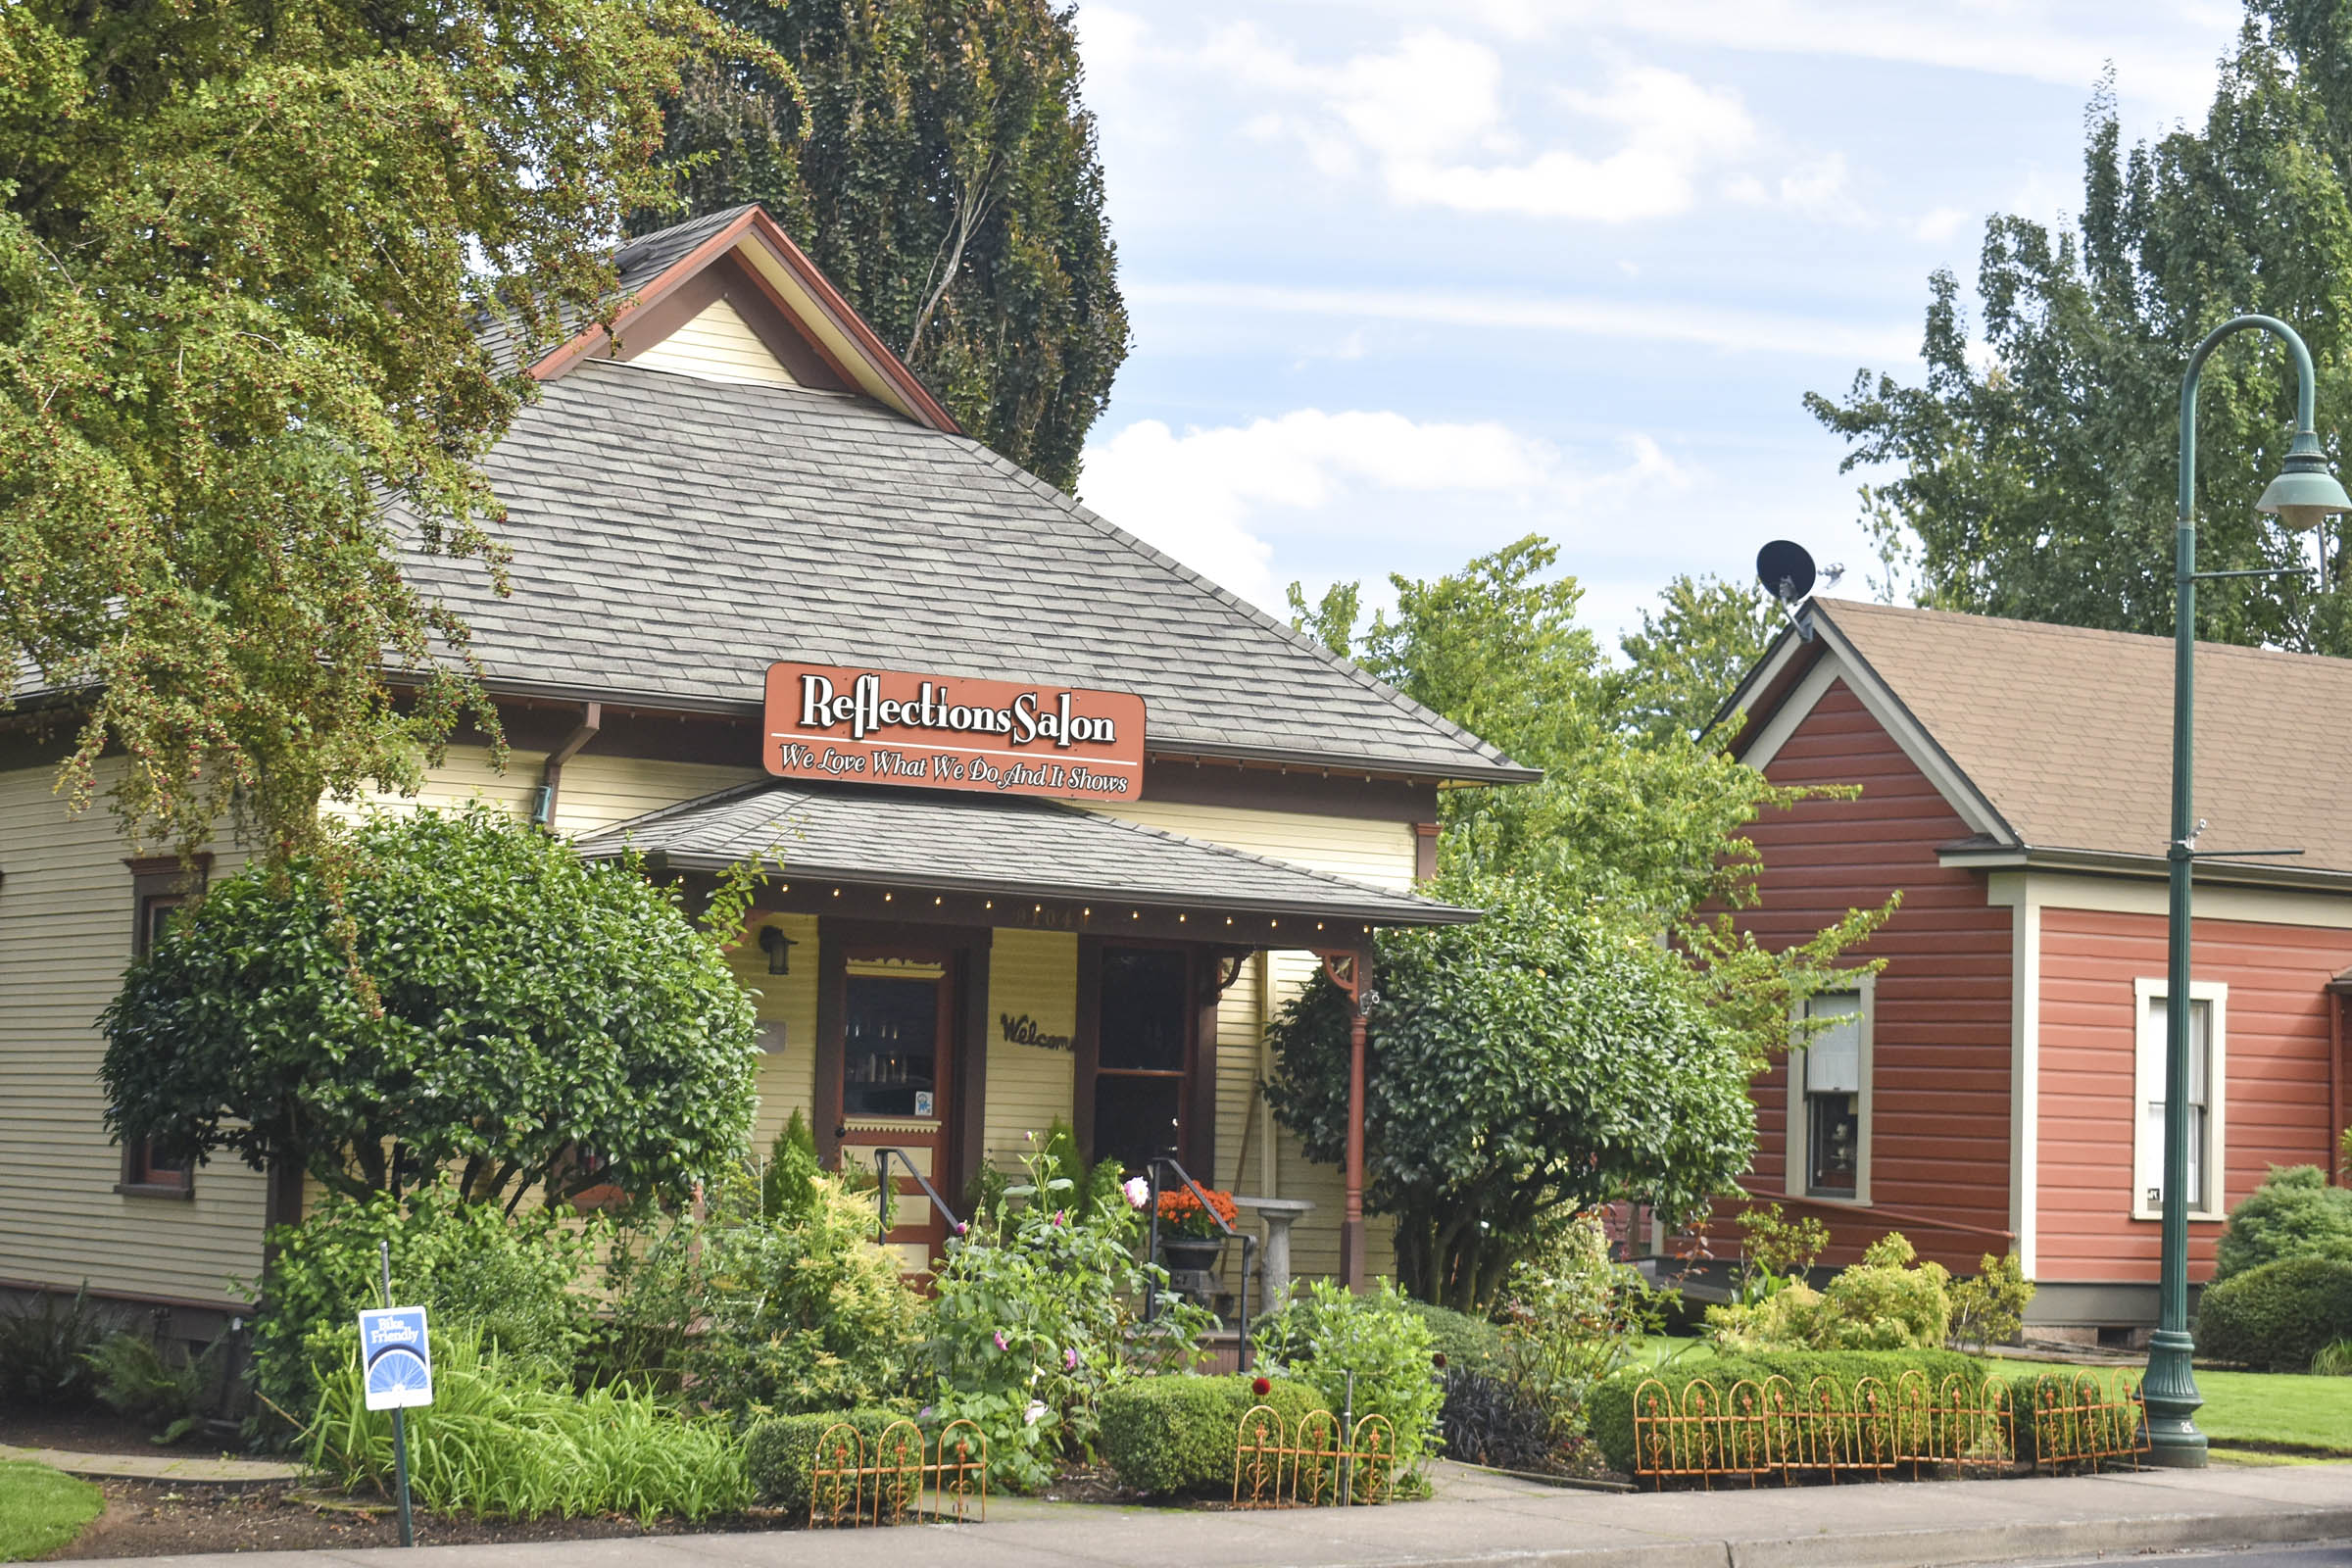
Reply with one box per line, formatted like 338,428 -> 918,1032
1788,977 -> 1872,1202
119,855 -> 208,1197
2132,979 -> 2227,1220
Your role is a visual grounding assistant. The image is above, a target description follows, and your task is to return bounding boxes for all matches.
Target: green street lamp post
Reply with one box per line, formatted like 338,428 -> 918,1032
2152,315 -> 2352,1466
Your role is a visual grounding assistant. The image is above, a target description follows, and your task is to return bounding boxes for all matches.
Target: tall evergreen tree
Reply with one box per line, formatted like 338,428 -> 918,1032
649,0 -> 1126,493
1811,3 -> 2352,654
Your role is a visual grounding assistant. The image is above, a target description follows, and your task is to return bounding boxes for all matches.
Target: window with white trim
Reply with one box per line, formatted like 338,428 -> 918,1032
2132,978 -> 2227,1220
1788,977 -> 1872,1203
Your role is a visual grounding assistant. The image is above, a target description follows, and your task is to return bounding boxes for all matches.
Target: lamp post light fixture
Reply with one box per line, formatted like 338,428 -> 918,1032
2152,316 -> 2352,1467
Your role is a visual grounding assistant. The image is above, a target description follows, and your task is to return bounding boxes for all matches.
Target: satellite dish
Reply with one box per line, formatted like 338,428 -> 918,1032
1756,540 -> 1817,604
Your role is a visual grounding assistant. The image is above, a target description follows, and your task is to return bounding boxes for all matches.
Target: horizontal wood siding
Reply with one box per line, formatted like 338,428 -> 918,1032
2037,906 -> 2347,1282
0,759 -> 267,1306
1739,679 -> 2013,1271
725,912 -> 819,1155
628,299 -> 799,387
1088,802 -> 1416,895
984,929 -> 1077,1171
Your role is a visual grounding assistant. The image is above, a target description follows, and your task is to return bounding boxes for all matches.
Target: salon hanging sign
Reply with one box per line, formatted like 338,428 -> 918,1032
763,662 -> 1148,801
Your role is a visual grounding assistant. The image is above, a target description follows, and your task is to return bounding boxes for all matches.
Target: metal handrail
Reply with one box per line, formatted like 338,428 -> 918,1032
870,1148 -> 961,1245
1143,1153 -> 1256,1371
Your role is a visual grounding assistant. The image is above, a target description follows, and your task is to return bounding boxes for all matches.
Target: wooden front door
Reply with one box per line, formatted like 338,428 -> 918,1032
835,952 -> 956,1273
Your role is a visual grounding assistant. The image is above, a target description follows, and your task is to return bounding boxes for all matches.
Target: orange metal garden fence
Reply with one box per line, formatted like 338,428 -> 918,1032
1629,1368 -> 2145,1488
1233,1403 -> 1398,1507
808,1417 -> 988,1526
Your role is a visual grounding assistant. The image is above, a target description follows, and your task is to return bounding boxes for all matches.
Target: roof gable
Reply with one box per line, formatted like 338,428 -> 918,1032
1728,598 -> 2352,880
531,206 -> 958,433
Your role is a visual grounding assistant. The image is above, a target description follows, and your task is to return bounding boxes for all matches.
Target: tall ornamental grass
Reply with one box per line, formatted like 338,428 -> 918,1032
307,1326 -> 748,1521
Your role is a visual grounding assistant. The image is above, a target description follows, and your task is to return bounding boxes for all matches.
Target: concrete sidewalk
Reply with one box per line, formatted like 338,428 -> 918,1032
0,1442 -> 302,1487
117,1459 -> 2352,1568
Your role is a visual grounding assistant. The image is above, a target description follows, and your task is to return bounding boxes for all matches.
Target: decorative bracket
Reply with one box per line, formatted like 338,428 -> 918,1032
1210,947 -> 1251,998
1315,950 -> 1362,1006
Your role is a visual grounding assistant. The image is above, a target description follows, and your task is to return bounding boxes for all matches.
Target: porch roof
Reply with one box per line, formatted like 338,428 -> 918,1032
574,780 -> 1478,927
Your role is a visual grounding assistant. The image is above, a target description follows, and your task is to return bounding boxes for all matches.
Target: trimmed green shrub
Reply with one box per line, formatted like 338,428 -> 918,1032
2214,1166 -> 2352,1283
1099,1375 -> 1325,1495
744,1407 -> 905,1512
1708,1233 -> 1950,1351
1948,1251 -> 2035,1351
1588,1348 -> 1987,1475
2198,1255 -> 2352,1371
1401,1300 -> 1505,1375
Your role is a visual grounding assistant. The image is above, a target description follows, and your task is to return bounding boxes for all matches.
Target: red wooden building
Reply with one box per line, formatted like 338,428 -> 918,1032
1714,598 -> 2352,1342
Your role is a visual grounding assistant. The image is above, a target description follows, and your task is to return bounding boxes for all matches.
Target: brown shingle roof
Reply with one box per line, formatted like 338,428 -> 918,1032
1810,598 -> 2352,875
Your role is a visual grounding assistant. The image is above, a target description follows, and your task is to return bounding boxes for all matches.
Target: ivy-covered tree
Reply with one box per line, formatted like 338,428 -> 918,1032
101,807 -> 757,1209
1266,872 -> 1756,1313
3,0 -> 746,861
646,0 -> 1126,492
1810,4 -> 2352,652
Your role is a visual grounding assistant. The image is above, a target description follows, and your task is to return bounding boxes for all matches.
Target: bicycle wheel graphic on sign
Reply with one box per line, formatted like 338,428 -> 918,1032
358,1306 -> 434,1411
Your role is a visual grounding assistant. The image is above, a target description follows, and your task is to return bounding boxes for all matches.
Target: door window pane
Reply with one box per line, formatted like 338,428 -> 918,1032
1100,948 -> 1188,1071
1093,1075 -> 1182,1177
844,975 -> 938,1118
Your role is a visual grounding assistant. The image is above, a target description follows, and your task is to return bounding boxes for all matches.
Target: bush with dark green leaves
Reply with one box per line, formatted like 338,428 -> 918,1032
744,1407 -> 906,1512
1267,871 -> 1755,1313
2214,1166 -> 2352,1283
85,1332 -> 223,1444
1099,1375 -> 1326,1496
1403,1300 -> 1506,1376
1251,1281 -> 1445,1474
101,804 -> 757,1209
1588,1349 -> 1987,1476
2197,1255 -> 2352,1371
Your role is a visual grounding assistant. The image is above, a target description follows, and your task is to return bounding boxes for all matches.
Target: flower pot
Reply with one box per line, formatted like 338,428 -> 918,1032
1159,1237 -> 1225,1274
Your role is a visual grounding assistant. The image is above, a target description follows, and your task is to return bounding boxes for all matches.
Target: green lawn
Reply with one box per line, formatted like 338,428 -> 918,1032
2194,1367 -> 2352,1454
0,1460 -> 103,1562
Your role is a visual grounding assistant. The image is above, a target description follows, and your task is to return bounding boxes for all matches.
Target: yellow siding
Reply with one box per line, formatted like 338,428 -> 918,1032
0,759 -> 268,1307
981,929 -> 1076,1170
723,912 -> 819,1153
1087,801 -> 1416,893
629,299 -> 799,387
330,747 -> 764,840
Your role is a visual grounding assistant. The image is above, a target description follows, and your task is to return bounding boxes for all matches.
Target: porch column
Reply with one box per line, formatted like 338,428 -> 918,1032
1316,949 -> 1371,1290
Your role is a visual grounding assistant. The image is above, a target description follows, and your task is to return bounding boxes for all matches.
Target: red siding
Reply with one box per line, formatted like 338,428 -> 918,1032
1737,678 -> 2014,1271
2037,907 -> 2347,1283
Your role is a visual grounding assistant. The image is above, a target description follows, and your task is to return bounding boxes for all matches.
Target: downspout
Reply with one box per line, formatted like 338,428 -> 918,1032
531,702 -> 602,831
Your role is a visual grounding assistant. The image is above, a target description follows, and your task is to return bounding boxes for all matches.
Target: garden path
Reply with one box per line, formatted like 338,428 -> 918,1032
0,1443 -> 302,1487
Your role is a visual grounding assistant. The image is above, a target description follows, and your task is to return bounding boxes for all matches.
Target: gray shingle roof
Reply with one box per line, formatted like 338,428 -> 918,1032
576,779 -> 1477,924
402,359 -> 1533,781
1800,598 -> 2352,876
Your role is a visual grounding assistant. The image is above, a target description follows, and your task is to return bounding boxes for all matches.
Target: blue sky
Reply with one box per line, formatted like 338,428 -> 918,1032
1066,1 -> 2247,648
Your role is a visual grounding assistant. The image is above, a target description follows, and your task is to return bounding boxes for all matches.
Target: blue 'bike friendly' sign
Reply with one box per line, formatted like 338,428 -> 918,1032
359,1305 -> 433,1411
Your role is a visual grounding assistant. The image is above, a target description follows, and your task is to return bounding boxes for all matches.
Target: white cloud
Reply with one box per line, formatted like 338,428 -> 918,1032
1125,279 -> 1918,363
1199,26 -> 1762,223
1726,152 -> 1863,224
1451,0 -> 2223,122
1077,410 -> 1687,610
1914,204 -> 1971,243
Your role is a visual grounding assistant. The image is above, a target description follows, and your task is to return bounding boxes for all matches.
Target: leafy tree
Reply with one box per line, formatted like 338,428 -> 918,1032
1282,544 -> 1890,1304
3,0 -> 743,858
648,0 -> 1126,492
1265,872 -> 1757,1313
101,807 -> 758,1208
1810,6 -> 2352,653
1618,572 -> 1782,744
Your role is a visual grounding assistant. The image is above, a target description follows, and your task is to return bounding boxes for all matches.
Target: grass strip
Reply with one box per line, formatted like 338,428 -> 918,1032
0,1459 -> 104,1562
